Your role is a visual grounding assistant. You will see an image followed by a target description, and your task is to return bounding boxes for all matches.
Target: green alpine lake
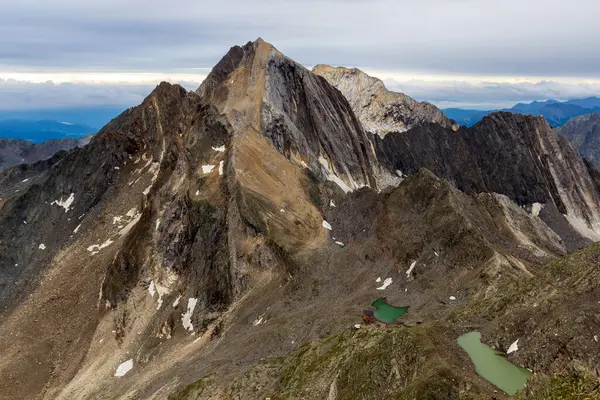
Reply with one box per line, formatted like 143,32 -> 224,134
457,331 -> 532,395
371,298 -> 409,323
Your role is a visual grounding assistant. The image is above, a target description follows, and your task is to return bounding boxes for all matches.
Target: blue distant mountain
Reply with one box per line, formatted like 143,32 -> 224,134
0,107 -> 126,129
444,97 -> 600,127
0,120 -> 96,143
442,109 -> 493,127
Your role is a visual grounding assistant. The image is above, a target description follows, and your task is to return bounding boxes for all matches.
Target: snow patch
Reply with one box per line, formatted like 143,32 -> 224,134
73,224 -> 81,234
564,214 -> 600,241
531,202 -> 544,217
375,277 -> 382,283
51,193 -> 75,213
114,359 -> 133,377
172,295 -> 182,308
330,200 -> 336,208
449,296 -> 456,301
218,160 -> 224,176
376,277 -> 393,290
322,220 -> 332,230
334,241 -> 345,247
113,216 -> 123,225
202,164 -> 215,174
22,179 -> 28,183
406,261 -> 417,278
118,214 -> 141,236
318,155 -> 355,193
182,298 -> 198,332
38,243 -> 46,250
148,280 -> 169,310
507,339 -> 519,354
212,145 -> 225,153
395,170 -> 404,178
142,185 -> 152,196
87,239 -> 113,255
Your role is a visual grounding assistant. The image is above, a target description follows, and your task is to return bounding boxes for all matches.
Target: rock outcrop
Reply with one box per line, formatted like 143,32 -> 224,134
558,112 -> 600,168
313,64 -> 458,137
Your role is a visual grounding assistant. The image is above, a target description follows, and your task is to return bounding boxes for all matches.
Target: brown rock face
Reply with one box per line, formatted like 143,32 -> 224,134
312,64 -> 458,137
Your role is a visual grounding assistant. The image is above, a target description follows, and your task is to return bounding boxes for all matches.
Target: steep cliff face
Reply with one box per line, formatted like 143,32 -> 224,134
197,40 -> 382,197
312,64 -> 457,137
373,112 -> 600,246
558,112 -> 600,168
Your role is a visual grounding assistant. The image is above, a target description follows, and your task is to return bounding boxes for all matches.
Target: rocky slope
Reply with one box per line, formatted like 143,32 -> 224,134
313,64 -> 457,137
1,39 -> 600,400
0,136 -> 91,171
558,113 -> 600,168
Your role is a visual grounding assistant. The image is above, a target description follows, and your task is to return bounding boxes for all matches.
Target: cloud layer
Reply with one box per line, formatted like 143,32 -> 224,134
3,0 -> 600,76
1,0 -> 600,109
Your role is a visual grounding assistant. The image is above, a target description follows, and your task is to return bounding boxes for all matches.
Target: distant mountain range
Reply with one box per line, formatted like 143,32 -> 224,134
0,136 -> 92,171
0,119 -> 96,143
444,97 -> 600,127
0,107 -> 126,129
558,113 -> 600,168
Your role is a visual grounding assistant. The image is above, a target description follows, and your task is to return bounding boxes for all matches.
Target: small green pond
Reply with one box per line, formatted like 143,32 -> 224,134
457,331 -> 532,395
371,298 -> 409,324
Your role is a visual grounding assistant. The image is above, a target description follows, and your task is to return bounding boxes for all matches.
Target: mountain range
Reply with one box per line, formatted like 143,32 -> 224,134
445,97 -> 600,127
0,136 -> 91,171
1,39 -> 600,400
558,112 -> 600,168
0,119 -> 96,143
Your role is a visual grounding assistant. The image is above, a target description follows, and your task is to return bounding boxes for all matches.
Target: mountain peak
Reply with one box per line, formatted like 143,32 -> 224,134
313,64 -> 457,137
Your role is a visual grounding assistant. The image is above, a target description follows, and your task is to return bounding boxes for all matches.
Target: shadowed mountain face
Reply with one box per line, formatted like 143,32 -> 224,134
1,39 -> 600,400
559,113 -> 600,168
373,112 -> 600,247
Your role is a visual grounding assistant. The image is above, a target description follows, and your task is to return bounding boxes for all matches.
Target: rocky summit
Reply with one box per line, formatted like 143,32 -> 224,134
1,39 -> 600,400
313,64 -> 458,137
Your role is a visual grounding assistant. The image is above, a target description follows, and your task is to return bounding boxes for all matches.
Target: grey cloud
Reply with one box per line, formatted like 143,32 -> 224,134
1,0 -> 600,77
384,79 -> 600,109
0,79 -> 198,110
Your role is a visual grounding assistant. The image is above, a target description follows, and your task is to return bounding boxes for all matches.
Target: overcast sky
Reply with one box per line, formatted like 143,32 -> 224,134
1,0 -> 600,110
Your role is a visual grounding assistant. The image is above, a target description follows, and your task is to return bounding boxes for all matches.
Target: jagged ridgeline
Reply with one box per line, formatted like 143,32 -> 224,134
0,39 -> 599,400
